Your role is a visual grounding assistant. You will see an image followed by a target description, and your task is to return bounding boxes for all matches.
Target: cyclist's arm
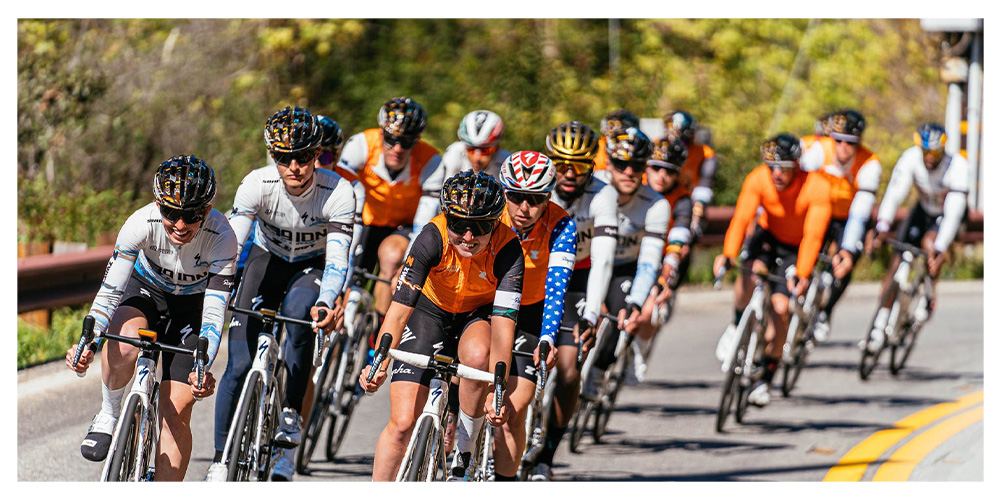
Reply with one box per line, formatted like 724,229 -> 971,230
934,155 -> 971,252
227,171 -> 261,256
691,151 -> 717,205
385,223 -> 443,348
411,153 -> 444,239
627,197 -> 669,308
796,174 -> 832,279
841,158 -> 882,256
666,195 -> 693,255
799,139 -> 825,172
540,216 -> 577,345
875,148 -> 918,232
200,227 -> 238,369
341,180 -> 367,292
584,185 -> 619,324
316,181 -> 357,308
87,209 -> 147,335
490,238 -> 525,380
722,168 -> 764,261
334,132 -> 369,181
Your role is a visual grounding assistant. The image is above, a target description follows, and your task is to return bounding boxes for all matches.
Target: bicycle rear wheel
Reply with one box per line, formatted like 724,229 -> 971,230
859,283 -> 897,380
568,398 -> 595,453
890,281 -> 929,375
781,316 -> 811,397
105,394 -> 144,481
404,418 -> 436,481
325,311 -> 375,461
717,313 -> 755,432
296,337 -> 341,474
594,341 -> 630,442
226,371 -> 263,481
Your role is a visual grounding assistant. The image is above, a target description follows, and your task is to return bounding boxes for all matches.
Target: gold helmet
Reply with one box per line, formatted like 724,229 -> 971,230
544,121 -> 601,162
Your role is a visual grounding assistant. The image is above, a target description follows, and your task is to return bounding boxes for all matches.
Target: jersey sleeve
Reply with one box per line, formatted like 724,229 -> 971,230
228,171 -> 261,257
317,180 -> 357,308
441,142 -> 467,181
841,157 -> 882,255
87,209 -> 148,335
491,238 -> 525,321
796,174 -> 832,279
877,147 -> 918,231
341,180 -> 367,292
667,196 -> 693,251
627,197 -> 669,308
540,216 -> 577,345
200,223 -> 238,369
584,184 -> 620,324
799,140 -> 825,172
723,168 -> 763,260
335,132 -> 369,178
392,223 -> 444,308
692,153 -> 718,204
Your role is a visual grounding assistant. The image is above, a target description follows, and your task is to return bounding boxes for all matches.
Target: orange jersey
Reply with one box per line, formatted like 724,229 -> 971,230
500,202 -> 571,306
351,128 -> 441,228
680,142 -> 715,192
812,136 -> 880,219
723,165 -> 832,278
593,136 -> 609,171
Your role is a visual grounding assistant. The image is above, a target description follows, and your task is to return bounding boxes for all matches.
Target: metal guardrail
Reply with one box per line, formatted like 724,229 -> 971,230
17,209 -> 982,313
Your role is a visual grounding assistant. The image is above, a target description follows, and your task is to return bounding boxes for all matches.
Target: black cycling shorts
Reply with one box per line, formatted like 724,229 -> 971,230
118,271 -> 205,384
556,268 -> 590,347
510,300 -> 544,383
389,294 -> 492,387
823,217 -> 847,253
359,224 -> 412,274
895,203 -> 967,251
739,226 -> 797,297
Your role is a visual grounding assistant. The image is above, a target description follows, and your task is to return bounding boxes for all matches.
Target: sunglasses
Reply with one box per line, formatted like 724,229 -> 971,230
553,160 -> 593,176
445,215 -> 497,238
506,190 -> 549,207
271,149 -> 320,166
834,138 -> 859,145
609,158 -> 645,173
160,205 -> 208,224
767,162 -> 798,171
383,132 -> 419,150
466,145 -> 499,157
646,161 -> 681,174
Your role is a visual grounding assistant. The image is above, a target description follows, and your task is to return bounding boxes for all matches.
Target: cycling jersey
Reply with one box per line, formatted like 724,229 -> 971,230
552,176 -> 619,324
593,136 -> 610,172
89,203 -> 237,368
594,170 -> 670,308
337,128 -> 444,234
681,141 -> 718,205
395,214 -> 524,319
876,146 -> 969,253
500,202 -> 577,345
657,183 -> 694,252
228,166 -> 355,308
441,141 -> 510,180
723,166 -> 832,279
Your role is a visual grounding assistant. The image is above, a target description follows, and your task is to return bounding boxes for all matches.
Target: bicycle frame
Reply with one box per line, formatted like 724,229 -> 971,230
100,352 -> 159,482
395,371 -> 451,481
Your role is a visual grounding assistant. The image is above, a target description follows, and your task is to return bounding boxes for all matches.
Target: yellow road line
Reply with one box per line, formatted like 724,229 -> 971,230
823,390 -> 984,481
872,405 -> 984,481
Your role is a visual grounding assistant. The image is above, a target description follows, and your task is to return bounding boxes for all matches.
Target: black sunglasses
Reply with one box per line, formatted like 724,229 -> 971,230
271,149 -> 320,166
506,191 -> 549,207
610,158 -> 645,173
445,215 -> 497,238
646,162 -> 681,174
383,132 -> 419,150
160,205 -> 208,224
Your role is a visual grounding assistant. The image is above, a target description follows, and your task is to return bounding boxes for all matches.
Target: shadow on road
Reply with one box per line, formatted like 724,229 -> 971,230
559,459 -> 844,481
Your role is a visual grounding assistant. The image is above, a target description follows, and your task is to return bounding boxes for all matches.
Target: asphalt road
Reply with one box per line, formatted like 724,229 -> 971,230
17,280 -> 984,482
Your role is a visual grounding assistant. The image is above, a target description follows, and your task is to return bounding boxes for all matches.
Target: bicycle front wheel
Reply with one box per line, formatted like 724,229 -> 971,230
105,394 -> 144,481
717,313 -> 755,433
890,281 -> 929,375
226,371 -> 264,481
404,418 -> 437,481
860,282 -> 897,380
594,343 -> 630,442
297,338 -> 341,474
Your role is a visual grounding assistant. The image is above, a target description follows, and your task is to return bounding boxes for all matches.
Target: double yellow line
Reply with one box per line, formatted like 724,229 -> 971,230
824,390 -> 984,481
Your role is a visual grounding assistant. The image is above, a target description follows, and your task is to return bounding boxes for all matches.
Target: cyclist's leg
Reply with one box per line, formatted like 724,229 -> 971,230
592,270 -> 631,372
822,218 -> 851,318
155,295 -> 203,480
279,263 -> 324,415
764,246 -> 796,361
372,226 -> 410,315
495,308 -> 542,478
452,309 -> 495,470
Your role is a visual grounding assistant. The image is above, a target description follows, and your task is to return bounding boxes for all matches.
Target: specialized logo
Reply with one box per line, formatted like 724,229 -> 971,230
257,338 -> 270,360
432,341 -> 444,355
400,326 -> 416,345
429,387 -> 443,406
514,334 -> 527,352
530,250 -> 540,260
179,324 -> 194,345
300,212 -> 309,224
479,270 -> 487,280
252,295 -> 265,310
140,288 -> 151,298
138,365 -> 150,386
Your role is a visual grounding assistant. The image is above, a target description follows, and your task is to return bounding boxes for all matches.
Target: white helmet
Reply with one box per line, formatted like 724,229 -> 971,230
499,151 -> 556,194
457,110 -> 504,147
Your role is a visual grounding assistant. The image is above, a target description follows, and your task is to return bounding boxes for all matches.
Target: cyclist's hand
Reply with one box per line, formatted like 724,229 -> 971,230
873,230 -> 889,250
928,250 -> 946,278
690,214 -> 704,239
533,340 -> 557,367
484,388 -> 513,427
575,319 -> 595,353
789,276 -> 808,298
713,254 -> 732,279
65,345 -> 94,374
832,249 -> 855,279
359,364 -> 387,393
189,370 -> 216,399
331,294 -> 347,331
655,284 -> 673,308
311,305 -> 336,335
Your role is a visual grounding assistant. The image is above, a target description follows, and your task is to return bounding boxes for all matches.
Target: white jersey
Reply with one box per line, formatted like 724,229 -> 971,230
229,166 -> 356,306
441,141 -> 510,180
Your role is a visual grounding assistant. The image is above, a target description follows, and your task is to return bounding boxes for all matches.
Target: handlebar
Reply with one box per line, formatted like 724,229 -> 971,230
886,238 -> 928,257
73,315 -> 97,378
228,305 -> 319,329
195,336 -> 209,391
311,308 -> 330,368
537,341 -> 550,391
364,332 -> 393,394
493,361 -> 507,417
354,266 -> 393,285
386,349 -> 495,383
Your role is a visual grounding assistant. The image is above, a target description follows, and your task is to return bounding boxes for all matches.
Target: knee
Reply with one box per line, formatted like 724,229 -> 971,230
459,343 -> 490,371
378,238 -> 407,269
386,412 -> 417,444
772,296 -> 789,316
282,287 -> 317,321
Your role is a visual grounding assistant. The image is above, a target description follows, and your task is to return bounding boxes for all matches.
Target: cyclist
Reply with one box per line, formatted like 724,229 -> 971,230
865,122 -> 969,351
494,151 -> 575,481
531,121 -> 619,481
712,133 -> 832,408
206,106 -> 355,481
336,96 -> 444,319
66,156 -> 236,481
586,127 -> 669,393
799,109 -> 882,341
662,110 -> 718,240
358,170 -> 525,482
593,109 -> 640,172
800,110 -> 837,151
442,109 -> 511,179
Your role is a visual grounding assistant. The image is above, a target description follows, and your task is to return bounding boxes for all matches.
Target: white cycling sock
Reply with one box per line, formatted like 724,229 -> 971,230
101,382 -> 126,419
453,409 -> 485,458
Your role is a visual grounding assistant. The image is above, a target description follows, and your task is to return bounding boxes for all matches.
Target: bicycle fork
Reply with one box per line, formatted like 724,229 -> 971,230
100,355 -> 158,482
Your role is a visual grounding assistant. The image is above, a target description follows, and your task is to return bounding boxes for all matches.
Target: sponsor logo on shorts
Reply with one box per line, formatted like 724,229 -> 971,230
400,326 -> 416,345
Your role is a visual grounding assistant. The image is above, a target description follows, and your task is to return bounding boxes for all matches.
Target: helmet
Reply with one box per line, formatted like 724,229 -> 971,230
316,114 -> 345,161
378,96 -> 427,137
663,110 -> 697,144
606,127 -> 654,163
440,170 -> 506,220
814,111 -> 836,136
830,109 -> 865,143
458,110 -> 504,147
648,137 -> 688,170
499,151 -> 556,194
263,106 -> 323,153
761,133 -> 802,167
153,155 -> 217,211
545,121 -> 601,162
914,122 -> 946,151
600,109 -> 639,137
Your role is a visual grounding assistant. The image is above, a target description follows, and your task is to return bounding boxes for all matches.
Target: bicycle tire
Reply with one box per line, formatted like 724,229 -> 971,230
106,394 -> 144,481
594,342 -> 630,441
260,373 -> 284,480
859,282 -> 897,380
780,336 -> 808,397
890,280 -> 929,375
568,399 -> 595,453
226,371 -> 263,481
717,313 -> 755,432
404,418 -> 436,481
324,311 -> 375,461
296,337 -> 341,474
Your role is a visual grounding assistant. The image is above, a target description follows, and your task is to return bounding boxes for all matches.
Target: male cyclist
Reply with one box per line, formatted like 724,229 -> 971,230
530,121 -> 619,481
67,156 -> 236,481
593,109 -> 640,172
799,109 -> 882,341
337,96 -> 444,318
442,109 -> 511,179
207,106 -> 355,481
587,127 -> 670,393
713,133 -> 832,408
495,151 -> 575,481
865,122 -> 969,352
662,110 -> 718,240
800,110 -> 836,151
358,171 -> 524,482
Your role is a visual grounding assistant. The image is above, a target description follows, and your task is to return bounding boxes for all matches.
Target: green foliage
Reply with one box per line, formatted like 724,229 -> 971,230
17,305 -> 92,369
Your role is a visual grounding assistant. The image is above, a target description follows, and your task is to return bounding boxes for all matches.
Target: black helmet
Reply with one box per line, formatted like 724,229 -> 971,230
600,109 -> 639,137
263,106 -> 323,153
440,170 -> 506,220
830,109 -> 865,143
663,110 -> 697,144
814,110 -> 836,136
378,97 -> 427,137
317,114 -> 345,162
545,121 -> 602,163
606,127 -> 654,163
153,155 -> 217,211
648,137 -> 688,170
761,133 -> 802,167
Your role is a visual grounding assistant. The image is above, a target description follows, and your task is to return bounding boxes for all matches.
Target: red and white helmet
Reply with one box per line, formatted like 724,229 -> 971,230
499,151 -> 556,194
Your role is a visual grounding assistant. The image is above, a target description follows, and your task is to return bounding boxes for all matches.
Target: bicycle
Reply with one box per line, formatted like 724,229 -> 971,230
780,252 -> 837,397
859,239 -> 934,380
296,268 -> 388,473
72,315 -> 208,482
516,341 -> 554,480
221,305 -> 325,481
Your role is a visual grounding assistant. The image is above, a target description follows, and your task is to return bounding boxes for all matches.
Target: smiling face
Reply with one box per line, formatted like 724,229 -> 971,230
158,203 -> 204,246
447,227 -> 492,258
